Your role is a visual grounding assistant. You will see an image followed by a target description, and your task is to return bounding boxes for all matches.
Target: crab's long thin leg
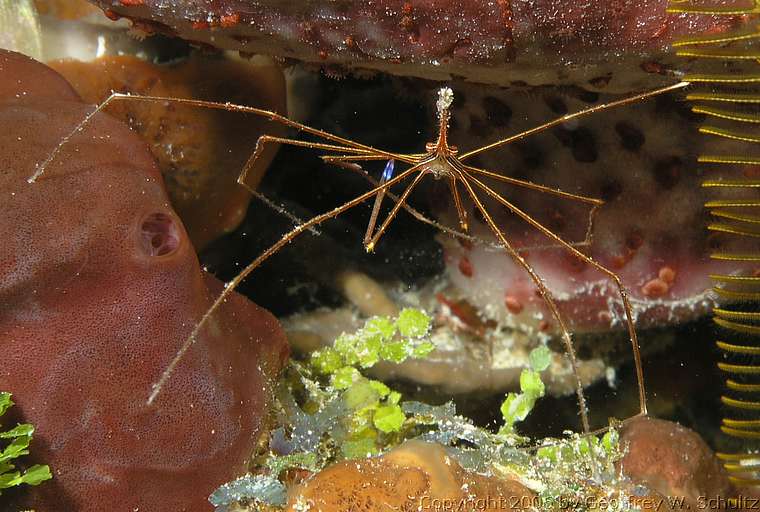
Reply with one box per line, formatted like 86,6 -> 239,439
147,162 -> 424,405
338,159 -> 600,253
237,135 -> 398,192
322,154 -> 394,163
238,135 -> 419,188
364,160 -> 396,246
325,157 -> 602,252
463,165 -> 603,206
29,92 -> 414,182
304,154 -> 431,247
248,188 -> 321,236
321,154 -> 427,163
462,168 -> 647,416
577,203 -> 602,250
459,82 -> 689,162
235,134 -> 382,190
247,136 -> 377,157
455,171 -> 592,434
463,164 -> 604,251
365,167 -> 428,252
449,176 -> 469,232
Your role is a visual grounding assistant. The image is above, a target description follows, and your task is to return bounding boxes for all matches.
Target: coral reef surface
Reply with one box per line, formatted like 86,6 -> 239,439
280,418 -> 737,512
86,0 -> 739,91
287,440 -> 534,512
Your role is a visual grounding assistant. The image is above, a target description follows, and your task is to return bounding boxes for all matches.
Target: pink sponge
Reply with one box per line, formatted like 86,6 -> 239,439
0,50 -> 288,511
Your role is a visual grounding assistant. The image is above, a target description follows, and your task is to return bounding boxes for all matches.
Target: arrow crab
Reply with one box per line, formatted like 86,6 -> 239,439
30,79 -> 689,434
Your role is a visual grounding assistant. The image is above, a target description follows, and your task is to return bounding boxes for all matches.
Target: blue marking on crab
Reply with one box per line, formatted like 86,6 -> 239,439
381,159 -> 395,183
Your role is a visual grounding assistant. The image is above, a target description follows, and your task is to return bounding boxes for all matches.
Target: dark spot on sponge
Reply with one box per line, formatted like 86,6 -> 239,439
653,156 -> 683,189
626,230 -> 644,251
544,96 -> 568,115
554,126 -> 598,163
588,74 -> 612,89
481,96 -> 512,127
513,141 -> 543,170
568,86 -> 599,104
570,127 -> 598,163
469,115 -> 491,138
614,121 -> 645,152
600,179 -> 623,202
